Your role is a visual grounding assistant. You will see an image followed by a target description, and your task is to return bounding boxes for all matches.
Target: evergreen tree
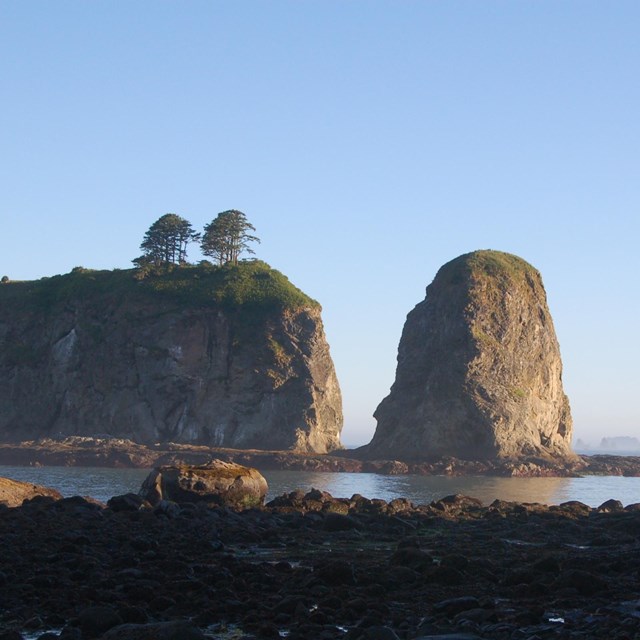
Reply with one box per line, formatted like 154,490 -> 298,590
136,214 -> 200,267
201,210 -> 260,265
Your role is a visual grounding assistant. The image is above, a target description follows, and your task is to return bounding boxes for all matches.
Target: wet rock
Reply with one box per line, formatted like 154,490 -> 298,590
554,569 -> 608,596
362,626 -> 400,640
78,605 -> 123,638
273,595 -> 310,615
440,554 -> 469,571
597,498 -> 624,513
415,634 -> 482,639
99,621 -> 205,640
152,500 -> 181,518
433,597 -> 481,616
429,565 -> 465,585
531,555 -> 561,574
323,512 -> 360,531
431,495 -> 483,514
117,605 -> 149,625
107,494 -> 151,512
387,498 -> 414,514
502,567 -> 540,586
314,560 -> 356,586
556,500 -> 591,517
389,548 -> 434,571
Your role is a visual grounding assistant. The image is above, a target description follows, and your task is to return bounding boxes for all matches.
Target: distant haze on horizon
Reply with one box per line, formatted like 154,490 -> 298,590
2,2 -> 638,449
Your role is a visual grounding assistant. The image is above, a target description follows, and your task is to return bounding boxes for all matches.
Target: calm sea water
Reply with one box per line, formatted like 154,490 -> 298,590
2,465 -> 640,508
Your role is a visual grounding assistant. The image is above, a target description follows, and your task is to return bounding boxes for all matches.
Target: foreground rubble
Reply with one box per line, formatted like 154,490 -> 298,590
1,489 -> 640,639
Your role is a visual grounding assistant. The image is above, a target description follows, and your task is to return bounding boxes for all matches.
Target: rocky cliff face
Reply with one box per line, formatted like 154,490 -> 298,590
0,263 -> 343,453
362,250 -> 574,461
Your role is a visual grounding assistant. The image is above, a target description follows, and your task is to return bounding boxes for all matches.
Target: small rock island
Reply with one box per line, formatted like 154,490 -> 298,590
361,250 -> 576,463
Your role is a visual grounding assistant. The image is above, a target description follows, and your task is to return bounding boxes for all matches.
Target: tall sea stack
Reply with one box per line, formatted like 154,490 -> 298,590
363,250 -> 574,461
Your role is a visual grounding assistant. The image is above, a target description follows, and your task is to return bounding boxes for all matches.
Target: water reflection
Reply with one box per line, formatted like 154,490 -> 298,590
0,465 -> 149,504
262,471 -> 566,505
262,471 -> 640,507
1,465 -> 639,507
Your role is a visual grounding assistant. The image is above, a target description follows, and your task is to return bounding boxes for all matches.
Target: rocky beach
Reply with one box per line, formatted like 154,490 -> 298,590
2,480 -> 640,640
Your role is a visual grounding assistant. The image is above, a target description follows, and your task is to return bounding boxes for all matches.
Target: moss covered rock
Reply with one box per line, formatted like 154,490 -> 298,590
139,460 -> 268,508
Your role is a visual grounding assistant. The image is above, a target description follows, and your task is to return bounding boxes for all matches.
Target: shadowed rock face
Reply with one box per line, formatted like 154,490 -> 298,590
363,250 -> 575,462
0,269 -> 343,453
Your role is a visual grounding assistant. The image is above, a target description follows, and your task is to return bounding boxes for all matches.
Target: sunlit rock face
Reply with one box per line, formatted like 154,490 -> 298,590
0,477 -> 62,507
362,250 -> 575,462
0,268 -> 343,453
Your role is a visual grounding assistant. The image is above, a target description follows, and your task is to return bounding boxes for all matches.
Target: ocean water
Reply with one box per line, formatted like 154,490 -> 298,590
2,465 -> 640,508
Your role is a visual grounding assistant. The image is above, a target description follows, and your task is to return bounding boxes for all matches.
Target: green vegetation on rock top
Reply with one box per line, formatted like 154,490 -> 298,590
0,261 -> 318,314
465,250 -> 538,279
436,250 -> 540,287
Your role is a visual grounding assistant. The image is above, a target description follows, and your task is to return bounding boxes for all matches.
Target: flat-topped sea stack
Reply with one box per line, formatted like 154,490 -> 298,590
361,250 -> 575,462
0,261 -> 343,453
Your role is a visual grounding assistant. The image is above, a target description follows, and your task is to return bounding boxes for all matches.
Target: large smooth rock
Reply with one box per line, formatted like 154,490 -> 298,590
139,459 -> 268,508
0,476 -> 62,507
362,250 -> 575,462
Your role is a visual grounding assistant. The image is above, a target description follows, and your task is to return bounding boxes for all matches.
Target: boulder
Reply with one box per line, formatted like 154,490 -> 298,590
139,459 -> 268,508
361,250 -> 576,462
107,493 -> 151,512
0,476 -> 62,507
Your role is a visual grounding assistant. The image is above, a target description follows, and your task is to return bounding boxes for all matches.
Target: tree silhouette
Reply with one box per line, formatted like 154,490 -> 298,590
201,210 -> 260,265
136,214 -> 200,267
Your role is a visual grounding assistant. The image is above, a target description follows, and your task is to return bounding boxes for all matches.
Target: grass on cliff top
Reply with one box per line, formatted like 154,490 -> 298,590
0,261 -> 319,313
438,250 -> 541,286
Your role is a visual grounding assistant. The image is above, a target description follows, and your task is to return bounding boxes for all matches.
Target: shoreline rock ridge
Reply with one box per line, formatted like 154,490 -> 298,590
0,263 -> 343,453
361,250 -> 575,462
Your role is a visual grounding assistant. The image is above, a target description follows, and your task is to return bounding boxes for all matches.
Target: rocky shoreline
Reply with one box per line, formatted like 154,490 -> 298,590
2,485 -> 640,639
1,437 -> 640,477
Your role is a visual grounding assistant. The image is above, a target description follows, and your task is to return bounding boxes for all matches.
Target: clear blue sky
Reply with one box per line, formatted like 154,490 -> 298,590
2,2 -> 639,447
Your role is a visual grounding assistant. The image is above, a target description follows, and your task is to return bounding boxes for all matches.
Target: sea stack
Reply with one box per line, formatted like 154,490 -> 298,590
0,262 -> 343,453
363,250 -> 575,461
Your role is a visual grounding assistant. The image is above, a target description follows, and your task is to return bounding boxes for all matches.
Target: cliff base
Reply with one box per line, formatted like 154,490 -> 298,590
1,437 -> 639,477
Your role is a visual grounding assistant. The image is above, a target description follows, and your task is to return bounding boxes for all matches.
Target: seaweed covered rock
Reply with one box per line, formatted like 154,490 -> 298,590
363,250 -> 575,462
139,460 -> 268,508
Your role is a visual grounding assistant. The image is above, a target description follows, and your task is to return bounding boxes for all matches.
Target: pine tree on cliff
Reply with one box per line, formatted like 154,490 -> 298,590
135,213 -> 200,267
201,210 -> 260,265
